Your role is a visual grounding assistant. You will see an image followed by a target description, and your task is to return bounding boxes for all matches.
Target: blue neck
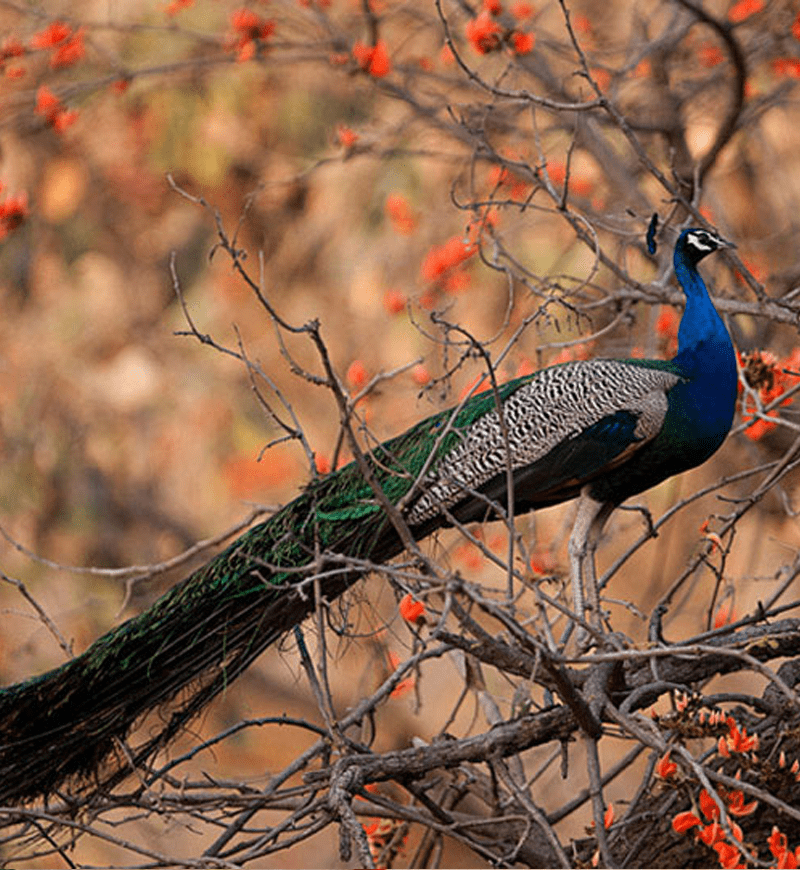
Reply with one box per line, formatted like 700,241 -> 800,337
672,248 -> 733,371
669,240 -> 738,440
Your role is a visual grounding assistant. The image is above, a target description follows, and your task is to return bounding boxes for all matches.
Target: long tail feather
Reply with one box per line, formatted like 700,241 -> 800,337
0,368 -> 592,804
0,472 -> 411,804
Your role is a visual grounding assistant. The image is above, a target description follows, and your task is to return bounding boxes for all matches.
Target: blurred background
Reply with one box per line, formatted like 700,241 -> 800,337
1,0 -> 800,865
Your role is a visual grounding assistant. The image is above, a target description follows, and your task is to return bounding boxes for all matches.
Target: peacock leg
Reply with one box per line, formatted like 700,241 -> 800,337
568,490 -> 614,642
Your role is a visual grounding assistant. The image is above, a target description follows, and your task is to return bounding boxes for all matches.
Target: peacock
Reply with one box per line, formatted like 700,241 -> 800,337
0,226 -> 738,806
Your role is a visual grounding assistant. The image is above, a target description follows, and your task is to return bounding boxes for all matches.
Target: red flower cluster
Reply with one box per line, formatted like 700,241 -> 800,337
352,39 -> 391,77
769,827 -> 800,869
35,85 -> 78,132
0,186 -> 28,240
672,785 -> 753,869
420,233 -> 478,288
464,3 -> 535,56
466,11 -> 502,53
655,751 -> 678,779
717,717 -> 758,757
511,31 -> 535,54
740,349 -> 800,441
229,8 -> 276,61
30,21 -> 85,68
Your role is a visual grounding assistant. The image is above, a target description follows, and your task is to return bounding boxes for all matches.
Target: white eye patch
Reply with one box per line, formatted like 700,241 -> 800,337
685,232 -> 717,252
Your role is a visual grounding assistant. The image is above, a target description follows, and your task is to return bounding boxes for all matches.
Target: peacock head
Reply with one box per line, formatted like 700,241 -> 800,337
676,227 -> 735,266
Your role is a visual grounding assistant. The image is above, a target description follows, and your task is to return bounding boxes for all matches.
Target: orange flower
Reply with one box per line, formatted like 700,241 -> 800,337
770,827 -> 788,858
697,821 -> 721,846
529,552 -> 555,575
352,39 -> 391,77
383,289 -> 406,314
793,12 -> 800,42
0,190 -> 28,240
35,85 -> 78,132
385,193 -> 416,234
720,718 -> 758,755
713,601 -> 735,629
411,364 -> 431,386
725,788 -> 757,817
442,269 -> 470,294
51,28 -> 85,68
483,0 -> 503,12
231,8 -> 260,34
656,305 -> 679,353
572,13 -> 592,33
713,841 -> 743,869
768,827 -> 800,868
229,8 -> 275,60
511,31 -> 535,55
399,593 -> 426,624
465,11 -> 502,54
454,540 -> 483,570
29,21 -> 71,49
421,234 -> 477,282
699,788 -> 720,821
53,108 -> 78,132
336,124 -> 358,149
655,751 -> 677,779
346,359 -> 369,389
728,0 -> 763,22
672,811 -> 701,833
591,67 -> 611,91
35,84 -> 60,115
743,411 -> 777,441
